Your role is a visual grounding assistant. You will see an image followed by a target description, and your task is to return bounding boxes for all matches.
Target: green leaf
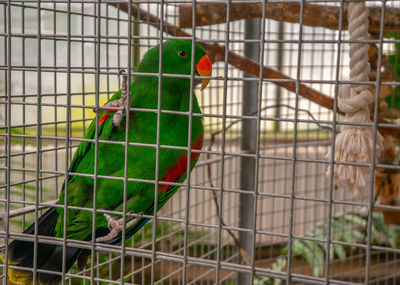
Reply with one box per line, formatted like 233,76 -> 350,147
291,240 -> 307,257
343,212 -> 367,229
282,245 -> 288,256
330,217 -> 347,240
387,32 -> 400,80
259,256 -> 287,285
253,275 -> 270,285
371,212 -> 397,248
389,32 -> 400,40
384,87 -> 400,111
308,224 -> 328,239
299,239 -> 325,277
271,256 -> 287,272
340,226 -> 364,243
331,244 -> 346,260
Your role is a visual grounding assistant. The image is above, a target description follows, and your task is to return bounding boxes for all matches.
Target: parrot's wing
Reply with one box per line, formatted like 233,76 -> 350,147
68,91 -> 123,178
54,91 -> 126,236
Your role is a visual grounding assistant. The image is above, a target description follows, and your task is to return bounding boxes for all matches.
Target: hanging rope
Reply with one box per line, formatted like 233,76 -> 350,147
327,2 -> 383,195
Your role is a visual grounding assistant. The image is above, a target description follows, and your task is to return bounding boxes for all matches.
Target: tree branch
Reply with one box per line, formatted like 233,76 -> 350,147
179,2 -> 400,36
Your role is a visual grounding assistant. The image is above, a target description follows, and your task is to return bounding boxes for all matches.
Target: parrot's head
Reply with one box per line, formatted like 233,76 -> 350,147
137,40 -> 212,91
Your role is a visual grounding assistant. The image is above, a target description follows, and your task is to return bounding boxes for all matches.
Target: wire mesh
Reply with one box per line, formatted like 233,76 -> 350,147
1,0 -> 400,284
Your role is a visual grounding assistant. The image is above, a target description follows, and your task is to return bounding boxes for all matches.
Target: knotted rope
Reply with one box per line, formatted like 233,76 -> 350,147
327,2 -> 383,195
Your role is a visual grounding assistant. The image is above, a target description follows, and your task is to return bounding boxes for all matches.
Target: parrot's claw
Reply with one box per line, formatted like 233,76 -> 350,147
101,69 -> 130,127
96,212 -> 143,242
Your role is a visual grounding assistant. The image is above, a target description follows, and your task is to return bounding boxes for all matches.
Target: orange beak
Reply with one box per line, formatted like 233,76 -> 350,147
196,55 -> 212,90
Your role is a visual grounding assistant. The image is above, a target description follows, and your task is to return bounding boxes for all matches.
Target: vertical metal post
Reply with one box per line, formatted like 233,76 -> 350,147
130,7 -> 139,284
274,22 -> 284,132
239,18 -> 261,285
131,10 -> 139,71
3,2 -> 12,284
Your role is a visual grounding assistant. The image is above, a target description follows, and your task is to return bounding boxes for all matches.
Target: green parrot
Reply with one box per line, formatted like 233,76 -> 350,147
5,40 -> 212,285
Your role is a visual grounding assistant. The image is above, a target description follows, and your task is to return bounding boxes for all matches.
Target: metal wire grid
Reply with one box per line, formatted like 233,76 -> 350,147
1,0 -> 400,284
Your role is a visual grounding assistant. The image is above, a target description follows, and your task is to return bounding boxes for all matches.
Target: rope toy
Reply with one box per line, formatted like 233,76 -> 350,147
327,2 -> 383,195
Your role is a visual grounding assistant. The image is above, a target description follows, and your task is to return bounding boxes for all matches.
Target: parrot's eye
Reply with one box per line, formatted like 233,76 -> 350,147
178,50 -> 186,58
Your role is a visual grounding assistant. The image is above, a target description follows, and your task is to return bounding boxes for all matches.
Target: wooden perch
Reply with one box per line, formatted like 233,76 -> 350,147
108,1 -> 400,140
179,3 -> 400,36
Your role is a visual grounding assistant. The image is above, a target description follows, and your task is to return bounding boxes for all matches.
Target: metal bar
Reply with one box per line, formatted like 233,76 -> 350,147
4,227 -> 400,262
213,0 -> 232,283
364,1 -> 387,283
3,31 -> 395,45
2,1 -> 12,283
0,199 -> 58,223
89,1 -> 102,283
286,0 -> 305,283
249,1 -> 267,284
324,0 -> 345,282
31,1 -> 43,283
118,0 -> 132,283
150,2 -> 164,283
60,1 -> 72,284
182,0 -> 198,282
273,21 -> 284,132
117,5 -> 124,283
238,15 -> 261,285
21,2 -> 27,231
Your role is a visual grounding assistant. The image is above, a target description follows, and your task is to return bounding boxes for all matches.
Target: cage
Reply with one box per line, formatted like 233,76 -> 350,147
1,0 -> 400,284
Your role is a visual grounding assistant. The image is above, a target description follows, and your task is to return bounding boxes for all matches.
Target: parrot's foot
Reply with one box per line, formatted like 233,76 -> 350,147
104,70 -> 130,127
96,212 -> 142,242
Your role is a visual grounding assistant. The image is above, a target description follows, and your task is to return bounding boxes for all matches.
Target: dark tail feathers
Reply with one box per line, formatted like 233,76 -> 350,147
6,208 -> 82,285
6,208 -> 151,285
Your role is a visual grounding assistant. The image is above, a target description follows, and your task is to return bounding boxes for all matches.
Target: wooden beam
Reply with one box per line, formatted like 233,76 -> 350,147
179,3 -> 400,36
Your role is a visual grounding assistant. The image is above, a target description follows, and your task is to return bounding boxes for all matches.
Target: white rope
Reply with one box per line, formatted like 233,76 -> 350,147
326,2 -> 383,195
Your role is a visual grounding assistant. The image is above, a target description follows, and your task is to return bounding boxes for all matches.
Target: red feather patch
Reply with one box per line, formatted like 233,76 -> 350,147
159,136 -> 203,192
98,109 -> 134,127
99,109 -> 117,126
